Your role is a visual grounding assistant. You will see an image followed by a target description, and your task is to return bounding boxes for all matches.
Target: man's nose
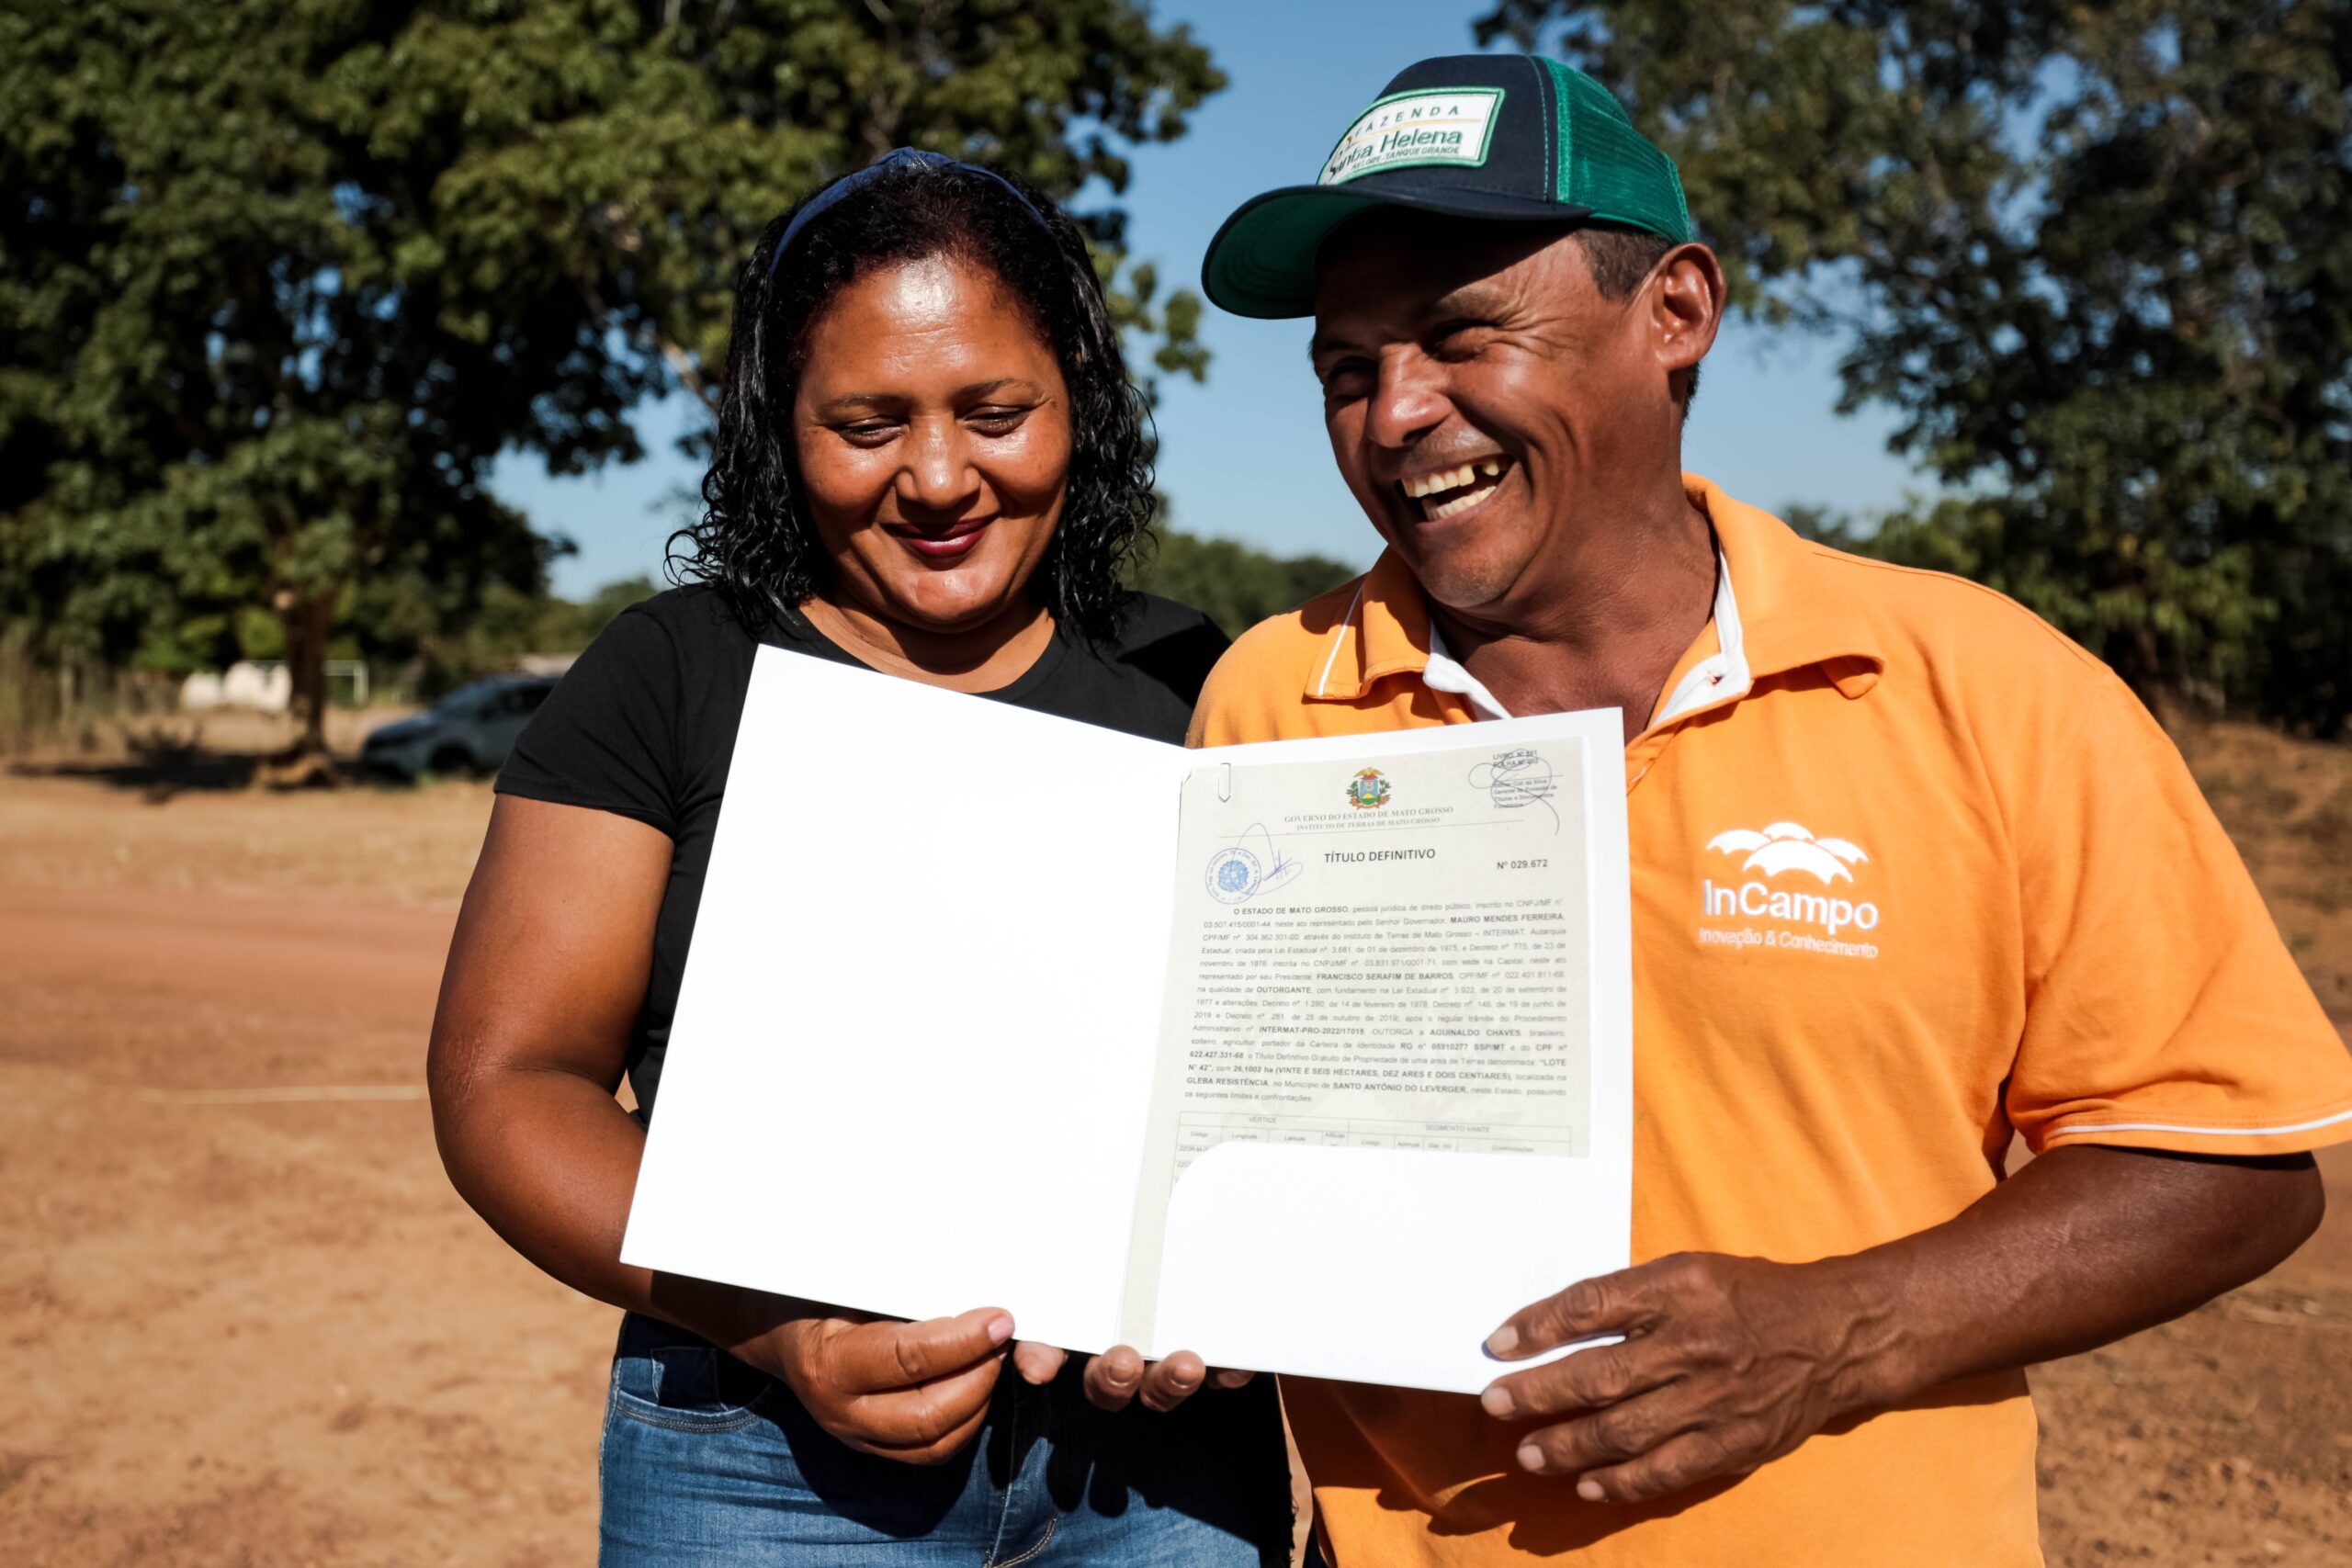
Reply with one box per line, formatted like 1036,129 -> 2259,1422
1363,346 -> 1450,450
896,418 -> 981,513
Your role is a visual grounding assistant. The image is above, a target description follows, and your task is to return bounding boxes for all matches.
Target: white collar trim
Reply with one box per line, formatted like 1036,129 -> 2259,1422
1652,551 -> 1749,727
1422,622 -> 1513,720
1421,551 -> 1746,728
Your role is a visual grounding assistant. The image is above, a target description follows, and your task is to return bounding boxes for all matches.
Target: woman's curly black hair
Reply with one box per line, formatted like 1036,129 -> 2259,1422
670,157 -> 1156,645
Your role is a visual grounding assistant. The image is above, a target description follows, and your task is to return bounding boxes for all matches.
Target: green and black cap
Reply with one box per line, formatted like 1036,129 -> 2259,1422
1202,54 -> 1691,320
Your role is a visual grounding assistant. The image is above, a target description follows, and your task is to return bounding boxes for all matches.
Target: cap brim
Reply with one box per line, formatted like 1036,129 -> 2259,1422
1201,185 -> 1595,320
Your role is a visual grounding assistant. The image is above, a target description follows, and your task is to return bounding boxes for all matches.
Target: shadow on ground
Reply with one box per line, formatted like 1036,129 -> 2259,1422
6,728 -> 406,801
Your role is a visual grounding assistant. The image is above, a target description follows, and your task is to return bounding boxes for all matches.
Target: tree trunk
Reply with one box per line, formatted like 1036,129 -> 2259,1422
273,587 -> 334,762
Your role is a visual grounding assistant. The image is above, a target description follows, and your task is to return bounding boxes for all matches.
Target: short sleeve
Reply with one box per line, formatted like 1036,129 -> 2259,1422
1189,616 -> 1310,748
495,604 -> 684,838
2002,661 -> 2352,1156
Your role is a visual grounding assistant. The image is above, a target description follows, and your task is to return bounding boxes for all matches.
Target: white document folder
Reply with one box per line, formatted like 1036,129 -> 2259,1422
620,648 -> 1632,1393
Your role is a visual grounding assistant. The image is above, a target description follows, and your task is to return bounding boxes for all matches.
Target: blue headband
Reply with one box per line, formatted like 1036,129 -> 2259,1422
766,148 -> 1054,284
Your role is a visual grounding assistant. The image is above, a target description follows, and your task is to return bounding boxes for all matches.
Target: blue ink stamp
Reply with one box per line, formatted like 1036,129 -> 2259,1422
1206,846 -> 1261,904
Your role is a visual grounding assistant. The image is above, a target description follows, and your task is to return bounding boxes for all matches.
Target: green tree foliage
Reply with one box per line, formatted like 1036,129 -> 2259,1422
1136,529 -> 1357,639
1481,1 -> 2352,733
400,573 -> 658,694
0,1 -> 1222,752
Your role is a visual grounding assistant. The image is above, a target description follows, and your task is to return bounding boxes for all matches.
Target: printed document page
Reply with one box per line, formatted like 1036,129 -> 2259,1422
1119,738 -> 1625,1390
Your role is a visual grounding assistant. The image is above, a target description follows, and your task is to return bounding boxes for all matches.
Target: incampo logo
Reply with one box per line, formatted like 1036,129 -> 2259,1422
1705,822 -> 1868,884
1701,821 -> 1881,943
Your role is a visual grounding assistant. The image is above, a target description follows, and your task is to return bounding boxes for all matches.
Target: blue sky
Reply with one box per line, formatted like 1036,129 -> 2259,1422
495,0 -> 1926,598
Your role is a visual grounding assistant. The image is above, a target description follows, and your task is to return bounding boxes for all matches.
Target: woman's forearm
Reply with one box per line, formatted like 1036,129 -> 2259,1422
427,796 -> 783,1354
431,1065 -> 777,1354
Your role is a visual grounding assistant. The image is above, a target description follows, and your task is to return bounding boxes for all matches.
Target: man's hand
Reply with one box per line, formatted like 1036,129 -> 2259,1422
1479,1148 -> 2326,1507
752,1305 -> 1015,1463
1481,1253 -> 1884,1505
1010,1341 -> 1256,1410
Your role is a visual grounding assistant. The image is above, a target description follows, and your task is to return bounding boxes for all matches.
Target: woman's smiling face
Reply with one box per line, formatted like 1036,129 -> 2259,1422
791,252 -> 1072,636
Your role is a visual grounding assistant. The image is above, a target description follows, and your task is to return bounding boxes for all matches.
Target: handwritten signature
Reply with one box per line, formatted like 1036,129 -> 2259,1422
1469,748 -> 1560,832
1204,822 -> 1305,904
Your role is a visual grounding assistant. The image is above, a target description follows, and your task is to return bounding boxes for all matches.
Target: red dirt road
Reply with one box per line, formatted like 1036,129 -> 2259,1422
1,814 -> 612,1565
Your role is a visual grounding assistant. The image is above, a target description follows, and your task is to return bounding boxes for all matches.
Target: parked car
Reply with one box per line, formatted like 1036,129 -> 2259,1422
359,675 -> 557,780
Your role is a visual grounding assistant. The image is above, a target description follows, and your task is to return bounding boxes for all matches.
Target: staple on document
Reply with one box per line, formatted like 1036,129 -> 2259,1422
1218,761 -> 1233,802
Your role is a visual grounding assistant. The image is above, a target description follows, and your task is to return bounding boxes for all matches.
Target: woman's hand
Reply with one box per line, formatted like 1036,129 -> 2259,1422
746,1304 -> 1015,1463
1010,1341 -> 1255,1411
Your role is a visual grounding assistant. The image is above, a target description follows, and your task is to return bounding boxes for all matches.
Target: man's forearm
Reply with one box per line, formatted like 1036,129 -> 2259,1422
1826,1144 -> 2324,1409
1481,1143 -> 2325,1504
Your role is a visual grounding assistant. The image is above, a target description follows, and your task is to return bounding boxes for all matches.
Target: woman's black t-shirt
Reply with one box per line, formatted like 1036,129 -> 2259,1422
493,584 -> 1228,1118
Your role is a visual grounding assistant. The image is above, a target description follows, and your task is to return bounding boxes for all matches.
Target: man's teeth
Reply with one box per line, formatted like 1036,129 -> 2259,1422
1426,486 -> 1491,520
1400,459 -> 1506,500
1402,458 -> 1507,519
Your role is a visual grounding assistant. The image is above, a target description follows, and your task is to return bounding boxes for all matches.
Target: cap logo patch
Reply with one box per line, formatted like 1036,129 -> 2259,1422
1319,87 -> 1505,186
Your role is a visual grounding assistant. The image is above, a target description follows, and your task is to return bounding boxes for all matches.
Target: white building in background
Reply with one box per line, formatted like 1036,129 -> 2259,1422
179,660 -> 367,714
178,671 -> 226,711
217,661 -> 293,713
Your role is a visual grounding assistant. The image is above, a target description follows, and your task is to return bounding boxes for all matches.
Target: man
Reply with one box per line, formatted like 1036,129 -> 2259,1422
1188,53 -> 2352,1567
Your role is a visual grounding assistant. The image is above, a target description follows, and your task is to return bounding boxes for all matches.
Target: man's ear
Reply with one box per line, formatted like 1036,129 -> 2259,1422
1648,243 -> 1725,394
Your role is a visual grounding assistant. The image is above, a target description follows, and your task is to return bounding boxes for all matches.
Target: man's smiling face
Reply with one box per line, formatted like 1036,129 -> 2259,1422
1309,210 -> 1691,620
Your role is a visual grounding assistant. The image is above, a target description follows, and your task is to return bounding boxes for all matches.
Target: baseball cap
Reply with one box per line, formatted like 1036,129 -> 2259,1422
1201,54 -> 1691,320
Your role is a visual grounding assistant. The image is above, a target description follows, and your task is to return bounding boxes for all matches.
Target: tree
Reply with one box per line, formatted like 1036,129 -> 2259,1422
1136,528 -> 1358,638
374,573 -> 659,697
1480,1 -> 2352,734
0,1 -> 1222,758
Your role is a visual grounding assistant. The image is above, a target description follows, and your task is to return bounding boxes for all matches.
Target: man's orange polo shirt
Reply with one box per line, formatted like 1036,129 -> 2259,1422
1189,477 -> 2352,1567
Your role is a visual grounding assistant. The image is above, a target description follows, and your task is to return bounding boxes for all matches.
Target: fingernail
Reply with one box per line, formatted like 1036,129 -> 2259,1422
988,1315 -> 1014,1345
1480,1385 -> 1513,1417
1516,1443 -> 1546,1473
1486,1325 -> 1519,1357
1577,1478 -> 1605,1502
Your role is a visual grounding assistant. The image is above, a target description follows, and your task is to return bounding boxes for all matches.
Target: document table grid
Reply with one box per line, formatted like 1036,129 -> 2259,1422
1174,1111 -> 1580,1171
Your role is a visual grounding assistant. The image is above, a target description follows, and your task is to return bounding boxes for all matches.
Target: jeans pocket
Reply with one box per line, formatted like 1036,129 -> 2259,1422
605,1314 -> 779,1435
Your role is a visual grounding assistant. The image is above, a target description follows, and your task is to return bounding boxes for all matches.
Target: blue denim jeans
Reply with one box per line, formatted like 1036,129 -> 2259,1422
599,1313 -> 1295,1565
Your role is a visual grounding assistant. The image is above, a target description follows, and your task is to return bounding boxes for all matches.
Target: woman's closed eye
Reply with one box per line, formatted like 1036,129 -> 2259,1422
834,419 -> 905,447
964,403 -> 1035,435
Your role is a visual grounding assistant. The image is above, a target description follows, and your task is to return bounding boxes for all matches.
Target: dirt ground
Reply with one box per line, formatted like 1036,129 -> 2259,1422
1,713 -> 2347,1565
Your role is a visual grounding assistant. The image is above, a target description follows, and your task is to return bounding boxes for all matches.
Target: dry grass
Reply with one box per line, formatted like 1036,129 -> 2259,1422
2177,716 -> 2352,1022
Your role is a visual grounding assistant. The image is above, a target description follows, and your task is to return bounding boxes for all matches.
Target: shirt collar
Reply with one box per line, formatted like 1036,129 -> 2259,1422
1427,549 -> 1739,723
1422,619 -> 1513,719
1304,474 -> 1883,711
1650,547 -> 1745,725
1303,548 -> 1432,702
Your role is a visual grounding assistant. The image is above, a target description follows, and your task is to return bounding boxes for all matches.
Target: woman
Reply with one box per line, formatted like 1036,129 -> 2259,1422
427,150 -> 1292,1565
